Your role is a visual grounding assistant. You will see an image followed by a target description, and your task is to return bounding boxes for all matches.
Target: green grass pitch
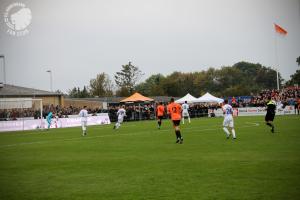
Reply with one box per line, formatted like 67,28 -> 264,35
0,115 -> 299,200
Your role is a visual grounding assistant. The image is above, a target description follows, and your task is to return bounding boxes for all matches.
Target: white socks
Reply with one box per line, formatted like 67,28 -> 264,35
182,117 -> 191,124
223,127 -> 236,139
115,122 -> 120,129
231,129 -> 236,139
223,127 -> 230,137
82,126 -> 87,135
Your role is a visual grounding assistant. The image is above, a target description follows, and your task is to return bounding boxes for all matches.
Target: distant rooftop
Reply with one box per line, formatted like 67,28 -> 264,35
0,84 -> 63,97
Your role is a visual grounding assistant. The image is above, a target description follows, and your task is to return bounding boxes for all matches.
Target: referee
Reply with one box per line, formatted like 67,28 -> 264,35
265,96 -> 276,133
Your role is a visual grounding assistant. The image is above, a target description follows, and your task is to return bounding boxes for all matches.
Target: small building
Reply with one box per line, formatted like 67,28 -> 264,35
0,84 -> 64,106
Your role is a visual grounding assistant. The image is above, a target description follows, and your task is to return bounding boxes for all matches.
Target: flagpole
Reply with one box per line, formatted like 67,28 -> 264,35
274,24 -> 280,91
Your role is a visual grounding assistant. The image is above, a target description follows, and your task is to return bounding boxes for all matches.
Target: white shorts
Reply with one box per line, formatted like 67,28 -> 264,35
223,115 -> 234,128
182,111 -> 189,117
118,117 -> 124,124
81,121 -> 87,127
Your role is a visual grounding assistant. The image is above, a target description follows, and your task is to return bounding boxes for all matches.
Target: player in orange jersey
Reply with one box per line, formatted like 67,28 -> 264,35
167,98 -> 183,144
156,102 -> 165,129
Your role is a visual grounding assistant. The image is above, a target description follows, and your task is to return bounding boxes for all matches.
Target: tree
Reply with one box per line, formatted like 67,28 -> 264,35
115,86 -> 131,97
161,72 -> 184,96
135,74 -> 165,96
216,66 -> 245,96
80,86 -> 90,98
68,87 -> 79,98
132,61 -> 284,97
114,62 -> 144,96
233,62 -> 281,90
255,66 -> 279,89
90,73 -> 114,97
287,71 -> 300,86
285,56 -> 300,86
68,86 -> 90,98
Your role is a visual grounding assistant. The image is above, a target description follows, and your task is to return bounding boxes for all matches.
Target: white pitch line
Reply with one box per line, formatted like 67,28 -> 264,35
0,122 -> 260,149
0,124 -> 137,137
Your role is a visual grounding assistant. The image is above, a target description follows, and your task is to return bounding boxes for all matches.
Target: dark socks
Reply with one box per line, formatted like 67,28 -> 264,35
266,122 -> 275,132
175,130 -> 182,139
266,122 -> 272,127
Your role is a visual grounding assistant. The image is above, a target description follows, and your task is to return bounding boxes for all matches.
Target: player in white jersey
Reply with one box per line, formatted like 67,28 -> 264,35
222,99 -> 236,139
181,101 -> 190,124
114,105 -> 126,129
79,106 -> 88,136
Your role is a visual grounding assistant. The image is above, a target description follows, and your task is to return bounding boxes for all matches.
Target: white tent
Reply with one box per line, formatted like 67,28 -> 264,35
196,92 -> 224,103
175,93 -> 198,104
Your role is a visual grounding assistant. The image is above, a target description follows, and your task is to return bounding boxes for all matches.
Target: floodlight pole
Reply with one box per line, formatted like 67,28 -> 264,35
46,70 -> 53,92
274,35 -> 280,91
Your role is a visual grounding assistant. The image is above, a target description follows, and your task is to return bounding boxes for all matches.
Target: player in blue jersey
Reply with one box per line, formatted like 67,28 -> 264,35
46,111 -> 53,130
222,99 -> 236,139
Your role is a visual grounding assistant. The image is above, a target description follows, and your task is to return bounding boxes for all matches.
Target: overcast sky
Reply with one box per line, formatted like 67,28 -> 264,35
0,0 -> 299,93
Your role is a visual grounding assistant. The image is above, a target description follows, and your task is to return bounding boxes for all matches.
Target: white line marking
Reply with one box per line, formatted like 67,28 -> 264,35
0,124 -> 137,136
0,122 -> 260,149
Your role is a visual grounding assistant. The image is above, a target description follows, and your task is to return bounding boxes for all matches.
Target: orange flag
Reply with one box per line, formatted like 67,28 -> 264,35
274,23 -> 287,35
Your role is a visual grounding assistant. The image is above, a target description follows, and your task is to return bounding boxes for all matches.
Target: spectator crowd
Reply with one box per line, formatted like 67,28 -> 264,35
1,87 -> 299,121
229,87 -> 300,108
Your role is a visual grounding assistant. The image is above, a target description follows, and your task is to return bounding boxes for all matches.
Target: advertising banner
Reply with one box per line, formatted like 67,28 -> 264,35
213,106 -> 295,117
0,114 -> 111,132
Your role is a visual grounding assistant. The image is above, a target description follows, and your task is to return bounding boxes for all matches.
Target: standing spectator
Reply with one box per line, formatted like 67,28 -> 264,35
231,96 -> 237,107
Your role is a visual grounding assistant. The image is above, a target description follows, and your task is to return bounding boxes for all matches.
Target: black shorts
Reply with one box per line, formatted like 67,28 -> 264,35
157,116 -> 163,120
265,113 -> 275,122
172,120 -> 181,126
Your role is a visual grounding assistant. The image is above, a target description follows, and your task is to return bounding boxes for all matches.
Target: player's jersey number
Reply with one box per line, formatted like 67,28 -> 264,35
172,107 -> 178,113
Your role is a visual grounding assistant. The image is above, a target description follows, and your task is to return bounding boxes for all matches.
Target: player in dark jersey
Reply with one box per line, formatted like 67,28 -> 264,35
265,96 -> 276,133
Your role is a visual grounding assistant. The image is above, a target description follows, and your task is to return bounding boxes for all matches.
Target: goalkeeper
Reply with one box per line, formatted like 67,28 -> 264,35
46,111 -> 53,130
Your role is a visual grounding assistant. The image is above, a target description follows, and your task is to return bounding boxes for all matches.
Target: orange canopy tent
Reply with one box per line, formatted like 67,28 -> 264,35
120,92 -> 154,103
